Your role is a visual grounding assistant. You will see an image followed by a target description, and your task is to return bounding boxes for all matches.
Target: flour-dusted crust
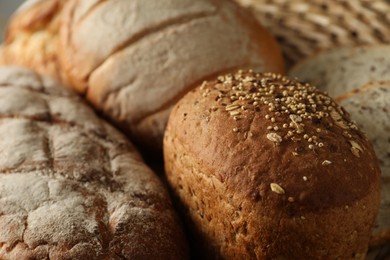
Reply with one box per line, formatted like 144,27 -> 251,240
235,0 -> 390,64
289,45 -> 390,98
164,70 -> 380,259
338,81 -> 390,247
0,67 -> 188,259
2,0 -> 284,152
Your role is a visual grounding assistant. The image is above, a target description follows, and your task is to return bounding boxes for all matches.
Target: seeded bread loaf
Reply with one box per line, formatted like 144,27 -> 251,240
0,66 -> 189,259
289,45 -> 390,98
234,0 -> 390,64
2,0 -> 284,153
164,70 -> 381,259
337,81 -> 390,247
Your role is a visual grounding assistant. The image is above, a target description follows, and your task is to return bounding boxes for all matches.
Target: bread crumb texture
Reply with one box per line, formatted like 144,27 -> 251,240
0,67 -> 188,260
164,70 -> 381,259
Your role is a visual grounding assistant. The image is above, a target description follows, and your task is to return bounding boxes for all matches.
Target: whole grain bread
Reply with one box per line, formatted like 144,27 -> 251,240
0,66 -> 189,259
2,0 -> 284,153
337,81 -> 390,247
164,70 -> 381,259
234,0 -> 390,64
289,45 -> 390,98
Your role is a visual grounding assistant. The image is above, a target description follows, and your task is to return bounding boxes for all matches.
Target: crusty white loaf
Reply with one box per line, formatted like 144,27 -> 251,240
234,0 -> 390,64
0,67 -> 189,259
2,0 -> 284,153
164,71 -> 380,259
337,81 -> 390,247
289,45 -> 390,97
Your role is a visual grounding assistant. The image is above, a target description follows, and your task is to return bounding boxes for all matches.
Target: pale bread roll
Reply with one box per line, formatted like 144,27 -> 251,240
0,66 -> 189,259
234,0 -> 390,63
289,45 -> 390,97
2,0 -> 284,152
337,81 -> 390,247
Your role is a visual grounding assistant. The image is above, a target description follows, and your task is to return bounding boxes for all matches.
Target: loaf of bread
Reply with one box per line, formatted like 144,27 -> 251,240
2,0 -> 284,153
0,66 -> 189,259
337,81 -> 390,247
234,0 -> 390,64
164,70 -> 381,259
0,47 -> 3,65
2,0 -> 66,79
289,45 -> 390,97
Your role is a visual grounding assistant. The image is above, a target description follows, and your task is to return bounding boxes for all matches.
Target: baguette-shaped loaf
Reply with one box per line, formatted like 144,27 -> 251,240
338,82 -> 390,247
235,0 -> 390,64
3,0 -> 284,152
289,45 -> 390,97
0,67 -> 188,259
164,71 -> 381,259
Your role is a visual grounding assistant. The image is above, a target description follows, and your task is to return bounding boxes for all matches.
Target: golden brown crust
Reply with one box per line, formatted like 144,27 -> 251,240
2,0 -> 66,80
0,67 -> 189,260
164,70 -> 381,259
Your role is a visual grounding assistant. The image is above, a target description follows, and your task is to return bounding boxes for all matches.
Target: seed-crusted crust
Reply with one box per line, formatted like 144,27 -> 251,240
0,67 -> 189,260
2,0 -> 284,153
164,70 -> 381,259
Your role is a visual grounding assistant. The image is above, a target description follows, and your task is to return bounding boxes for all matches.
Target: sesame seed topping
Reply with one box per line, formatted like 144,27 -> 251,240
225,104 -> 240,111
303,176 -> 308,181
200,70 -> 364,155
270,183 -> 285,194
288,197 -> 294,202
266,133 -> 282,143
349,140 -> 363,157
351,147 -> 360,157
322,160 -> 332,166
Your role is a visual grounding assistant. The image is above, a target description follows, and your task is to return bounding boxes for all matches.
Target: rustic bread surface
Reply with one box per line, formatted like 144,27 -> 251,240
289,45 -> 390,97
0,66 -> 188,260
2,0 -> 284,152
164,70 -> 381,259
338,81 -> 390,247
